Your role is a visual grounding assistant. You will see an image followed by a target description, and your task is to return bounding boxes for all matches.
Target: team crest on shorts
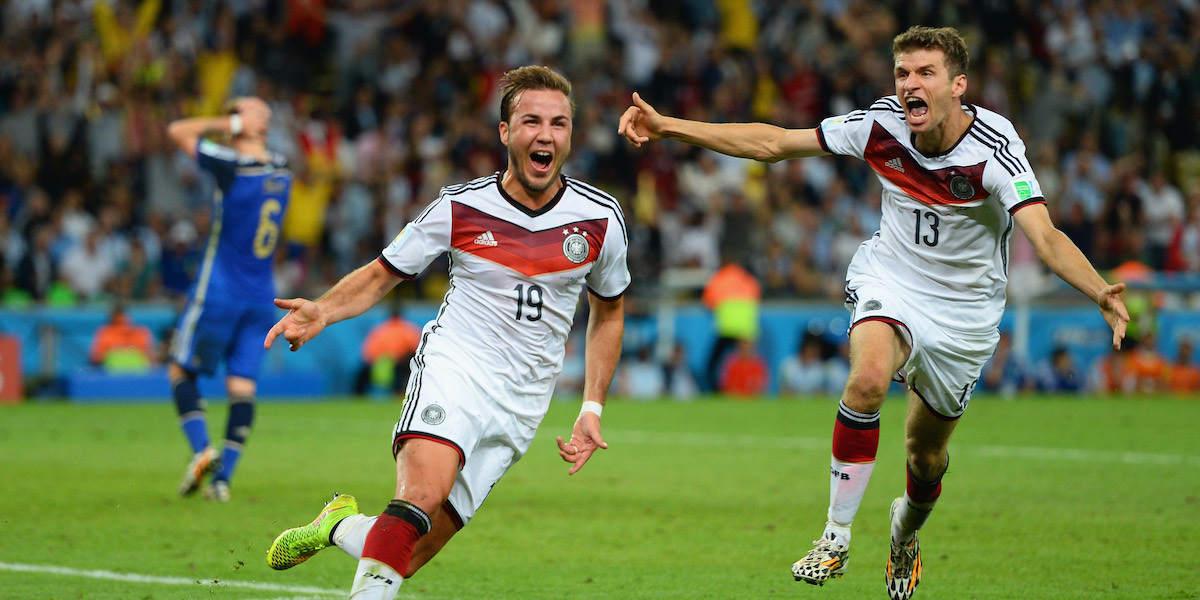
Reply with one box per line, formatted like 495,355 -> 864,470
949,174 -> 975,200
863,299 -> 882,311
562,231 -> 589,264
421,404 -> 446,425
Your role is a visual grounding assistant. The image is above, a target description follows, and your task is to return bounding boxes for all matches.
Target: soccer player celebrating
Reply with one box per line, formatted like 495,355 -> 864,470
264,66 -> 628,600
166,96 -> 291,502
618,26 -> 1128,599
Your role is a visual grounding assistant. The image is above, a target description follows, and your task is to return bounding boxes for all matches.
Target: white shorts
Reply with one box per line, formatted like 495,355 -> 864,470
846,279 -> 999,418
393,353 -> 549,528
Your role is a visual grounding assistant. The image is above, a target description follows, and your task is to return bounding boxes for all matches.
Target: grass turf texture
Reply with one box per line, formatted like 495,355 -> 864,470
1,396 -> 1197,599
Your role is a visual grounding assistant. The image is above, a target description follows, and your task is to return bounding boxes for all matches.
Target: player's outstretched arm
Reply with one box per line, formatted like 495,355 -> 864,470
264,259 -> 401,352
557,293 -> 623,475
1015,204 -> 1130,349
617,92 -> 828,162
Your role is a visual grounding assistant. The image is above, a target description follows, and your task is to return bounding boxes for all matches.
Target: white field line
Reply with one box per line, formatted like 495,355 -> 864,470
614,429 -> 1200,467
0,562 -> 343,597
0,561 -> 448,599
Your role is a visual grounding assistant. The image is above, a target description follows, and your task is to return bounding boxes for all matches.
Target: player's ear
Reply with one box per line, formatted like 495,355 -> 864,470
952,73 -> 968,99
498,121 -> 510,146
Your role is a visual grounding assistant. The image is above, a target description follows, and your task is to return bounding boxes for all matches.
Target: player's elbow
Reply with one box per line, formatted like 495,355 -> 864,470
750,139 -> 788,163
166,122 -> 193,150
166,121 -> 184,141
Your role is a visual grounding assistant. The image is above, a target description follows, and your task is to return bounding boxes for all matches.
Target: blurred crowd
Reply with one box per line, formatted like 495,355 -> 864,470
2,0 -> 1200,312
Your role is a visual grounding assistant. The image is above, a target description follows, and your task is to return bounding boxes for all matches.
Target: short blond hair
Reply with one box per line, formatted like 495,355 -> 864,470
498,66 -> 574,123
893,26 -> 970,79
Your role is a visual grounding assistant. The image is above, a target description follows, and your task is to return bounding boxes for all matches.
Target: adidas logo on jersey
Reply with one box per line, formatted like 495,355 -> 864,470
885,157 -> 905,172
473,231 -> 498,247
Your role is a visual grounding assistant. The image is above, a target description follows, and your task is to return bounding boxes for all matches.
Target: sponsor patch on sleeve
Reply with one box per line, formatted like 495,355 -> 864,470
1013,180 -> 1033,201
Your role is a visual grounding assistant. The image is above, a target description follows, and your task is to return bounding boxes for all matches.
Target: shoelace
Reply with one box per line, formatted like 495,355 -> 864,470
801,537 -> 842,565
889,541 -> 916,576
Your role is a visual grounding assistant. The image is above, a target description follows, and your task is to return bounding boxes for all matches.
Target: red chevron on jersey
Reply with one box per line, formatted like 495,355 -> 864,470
450,202 -> 607,276
864,122 -> 988,206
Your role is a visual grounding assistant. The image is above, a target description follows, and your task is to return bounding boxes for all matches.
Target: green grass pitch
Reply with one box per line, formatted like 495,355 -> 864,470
1,395 -> 1197,599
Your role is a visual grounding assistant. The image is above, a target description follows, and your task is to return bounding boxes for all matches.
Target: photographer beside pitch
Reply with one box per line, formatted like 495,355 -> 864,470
263,66 -> 628,600
618,26 -> 1129,600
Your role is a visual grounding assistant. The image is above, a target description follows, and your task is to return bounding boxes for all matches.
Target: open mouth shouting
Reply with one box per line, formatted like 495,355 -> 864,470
530,150 -> 554,175
905,95 -> 930,127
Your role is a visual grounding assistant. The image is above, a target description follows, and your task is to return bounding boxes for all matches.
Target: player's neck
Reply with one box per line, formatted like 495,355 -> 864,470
233,137 -> 270,162
500,170 -> 562,211
913,107 -> 973,155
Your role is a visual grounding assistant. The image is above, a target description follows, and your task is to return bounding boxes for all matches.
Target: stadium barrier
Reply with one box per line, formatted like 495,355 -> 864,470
1,300 -> 1195,400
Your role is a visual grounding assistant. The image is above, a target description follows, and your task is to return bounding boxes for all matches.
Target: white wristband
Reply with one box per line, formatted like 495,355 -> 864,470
579,401 -> 603,418
229,114 -> 243,135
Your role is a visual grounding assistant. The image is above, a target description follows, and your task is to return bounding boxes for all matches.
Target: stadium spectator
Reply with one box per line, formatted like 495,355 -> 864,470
981,331 -> 1034,396
1165,191 -> 1200,272
89,302 -> 156,373
354,303 -> 421,397
58,228 -> 117,301
4,0 -> 1197,310
718,339 -> 769,397
701,254 -> 761,391
1126,335 -> 1168,394
778,331 -> 832,396
778,331 -> 848,396
1092,345 -> 1136,394
618,25 -> 1129,599
165,96 -> 293,503
113,238 -> 161,301
1166,338 -> 1200,395
263,67 -> 628,600
0,0 -> 1197,406
1136,171 -> 1186,270
12,222 -> 58,304
619,345 -> 665,400
1033,346 -> 1083,393
663,341 -> 699,400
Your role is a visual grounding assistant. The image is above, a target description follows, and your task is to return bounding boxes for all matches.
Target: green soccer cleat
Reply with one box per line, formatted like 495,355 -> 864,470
178,447 -> 220,497
267,494 -> 360,570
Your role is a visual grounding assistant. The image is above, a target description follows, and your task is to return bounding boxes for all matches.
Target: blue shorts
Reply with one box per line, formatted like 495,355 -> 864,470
169,297 -> 277,379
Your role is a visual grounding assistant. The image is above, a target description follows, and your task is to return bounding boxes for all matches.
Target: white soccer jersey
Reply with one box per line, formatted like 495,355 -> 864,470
818,96 -> 1046,332
379,172 -> 630,415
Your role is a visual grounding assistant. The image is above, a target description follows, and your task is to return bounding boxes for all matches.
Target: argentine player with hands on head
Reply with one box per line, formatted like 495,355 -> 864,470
619,26 -> 1129,600
263,66 -> 628,600
165,96 -> 291,502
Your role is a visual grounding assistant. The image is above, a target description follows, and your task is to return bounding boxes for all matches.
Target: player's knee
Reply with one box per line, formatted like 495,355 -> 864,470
397,489 -> 446,517
167,362 -> 191,384
226,375 -> 256,398
906,450 -> 948,482
842,370 -> 890,409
